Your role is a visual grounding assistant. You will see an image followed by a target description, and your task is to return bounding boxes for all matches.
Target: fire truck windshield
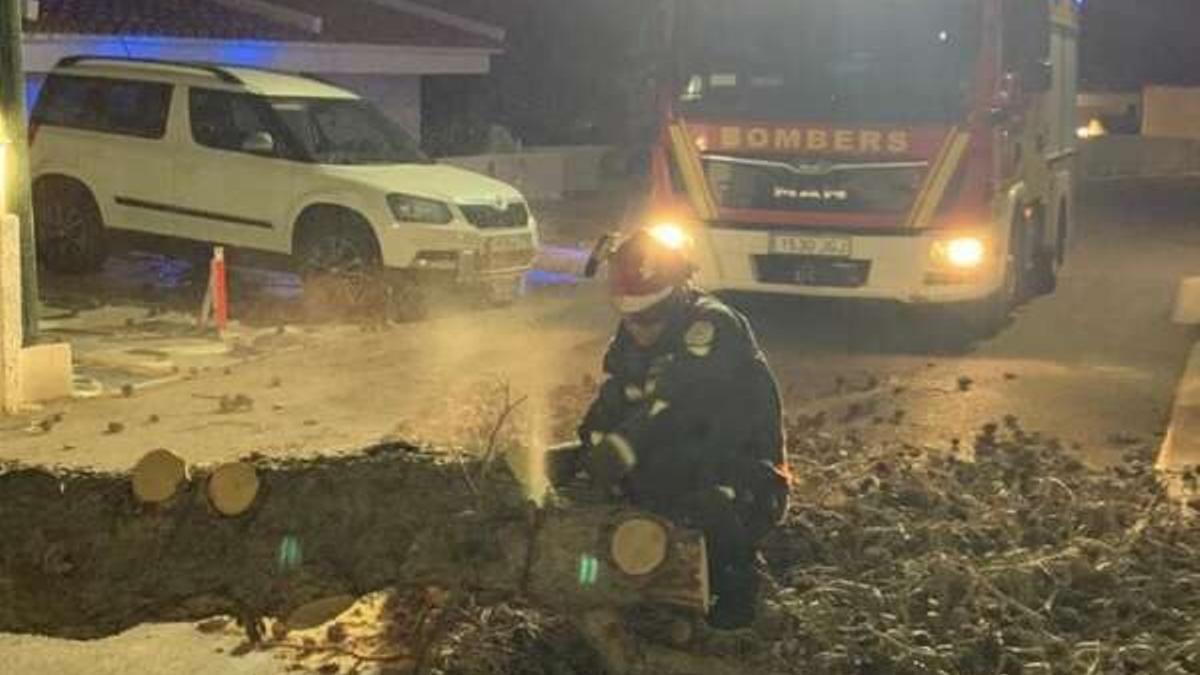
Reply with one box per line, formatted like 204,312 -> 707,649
677,0 -> 983,124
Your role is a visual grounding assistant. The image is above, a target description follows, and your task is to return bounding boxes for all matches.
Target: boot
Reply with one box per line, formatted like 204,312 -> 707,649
706,563 -> 759,630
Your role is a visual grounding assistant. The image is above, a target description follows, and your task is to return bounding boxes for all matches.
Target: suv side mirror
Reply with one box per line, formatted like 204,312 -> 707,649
241,131 -> 275,155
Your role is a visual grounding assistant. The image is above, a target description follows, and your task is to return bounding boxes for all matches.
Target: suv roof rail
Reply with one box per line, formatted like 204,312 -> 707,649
54,56 -> 244,85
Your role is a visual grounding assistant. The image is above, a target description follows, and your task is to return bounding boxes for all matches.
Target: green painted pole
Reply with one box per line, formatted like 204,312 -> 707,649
0,0 -> 38,342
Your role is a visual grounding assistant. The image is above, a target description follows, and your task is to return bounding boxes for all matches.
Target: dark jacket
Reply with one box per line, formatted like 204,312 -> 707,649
579,289 -> 789,532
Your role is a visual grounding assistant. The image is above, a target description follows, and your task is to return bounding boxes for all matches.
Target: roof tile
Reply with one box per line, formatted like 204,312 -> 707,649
25,0 -> 500,50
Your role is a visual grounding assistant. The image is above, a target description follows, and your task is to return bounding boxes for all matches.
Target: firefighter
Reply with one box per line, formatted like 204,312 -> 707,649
578,226 -> 790,629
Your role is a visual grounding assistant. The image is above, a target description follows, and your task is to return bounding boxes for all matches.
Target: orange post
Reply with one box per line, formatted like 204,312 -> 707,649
210,246 -> 228,333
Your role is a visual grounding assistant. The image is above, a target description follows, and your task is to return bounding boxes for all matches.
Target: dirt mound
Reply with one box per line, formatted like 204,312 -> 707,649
253,412 -> 1200,674
754,419 -> 1199,674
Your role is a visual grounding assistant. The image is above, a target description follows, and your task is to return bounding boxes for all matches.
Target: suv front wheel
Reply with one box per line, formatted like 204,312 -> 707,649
34,179 -> 108,274
295,214 -> 385,311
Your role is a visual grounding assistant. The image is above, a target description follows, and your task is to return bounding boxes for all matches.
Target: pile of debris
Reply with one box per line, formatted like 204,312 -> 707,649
257,411 -> 1200,675
753,418 -> 1200,675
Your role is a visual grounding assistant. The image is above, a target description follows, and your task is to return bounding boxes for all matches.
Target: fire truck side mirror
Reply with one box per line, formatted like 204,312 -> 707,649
1022,60 -> 1054,94
1002,0 -> 1052,86
990,72 -> 1020,124
584,234 -> 614,279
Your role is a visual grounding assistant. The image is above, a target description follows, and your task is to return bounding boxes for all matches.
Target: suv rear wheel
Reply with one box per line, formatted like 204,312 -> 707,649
34,179 -> 108,274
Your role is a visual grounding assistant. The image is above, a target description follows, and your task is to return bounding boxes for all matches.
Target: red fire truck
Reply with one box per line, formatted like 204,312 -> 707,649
643,0 -> 1081,329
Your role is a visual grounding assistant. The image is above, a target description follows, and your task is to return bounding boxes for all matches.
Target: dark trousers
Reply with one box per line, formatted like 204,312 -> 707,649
641,486 -> 762,627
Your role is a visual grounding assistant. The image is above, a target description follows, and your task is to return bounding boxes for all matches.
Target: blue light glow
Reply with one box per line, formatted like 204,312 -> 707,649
24,76 -> 44,114
78,37 -> 284,67
524,269 -> 579,289
214,41 -> 283,67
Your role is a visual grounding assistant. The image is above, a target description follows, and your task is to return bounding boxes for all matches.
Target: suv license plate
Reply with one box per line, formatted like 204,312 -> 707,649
771,234 -> 852,258
487,234 -> 533,254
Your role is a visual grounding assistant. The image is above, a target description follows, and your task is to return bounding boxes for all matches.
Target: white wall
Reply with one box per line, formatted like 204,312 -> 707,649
441,146 -> 614,201
320,74 -> 422,141
1080,136 -> 1200,181
1143,86 -> 1200,140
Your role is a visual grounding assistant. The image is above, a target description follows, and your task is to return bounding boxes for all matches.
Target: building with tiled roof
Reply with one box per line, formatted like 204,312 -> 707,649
20,0 -> 506,138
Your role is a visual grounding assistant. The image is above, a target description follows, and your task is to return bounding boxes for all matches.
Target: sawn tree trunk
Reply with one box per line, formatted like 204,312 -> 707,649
0,443 -> 710,663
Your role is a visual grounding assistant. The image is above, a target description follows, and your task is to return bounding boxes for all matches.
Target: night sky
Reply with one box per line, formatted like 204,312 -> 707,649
423,0 -> 1200,93
1082,0 -> 1200,89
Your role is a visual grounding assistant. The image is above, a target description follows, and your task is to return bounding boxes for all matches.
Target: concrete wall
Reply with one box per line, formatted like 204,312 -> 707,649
0,214 -> 72,412
1143,86 -> 1200,140
440,145 -> 613,201
1077,92 -> 1139,124
0,216 -> 22,413
319,74 -> 422,140
1080,136 -> 1200,181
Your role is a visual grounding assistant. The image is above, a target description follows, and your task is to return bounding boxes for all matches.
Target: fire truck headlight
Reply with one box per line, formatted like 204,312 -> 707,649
647,222 -> 692,251
932,236 -> 987,270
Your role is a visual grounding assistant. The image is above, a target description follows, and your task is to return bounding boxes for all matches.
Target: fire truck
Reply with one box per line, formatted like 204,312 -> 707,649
642,0 -> 1081,330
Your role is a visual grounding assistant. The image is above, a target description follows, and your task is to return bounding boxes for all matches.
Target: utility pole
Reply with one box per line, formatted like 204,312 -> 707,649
0,0 -> 38,342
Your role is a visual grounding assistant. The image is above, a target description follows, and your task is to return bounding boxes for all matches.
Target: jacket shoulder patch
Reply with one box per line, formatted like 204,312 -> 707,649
684,320 -> 716,357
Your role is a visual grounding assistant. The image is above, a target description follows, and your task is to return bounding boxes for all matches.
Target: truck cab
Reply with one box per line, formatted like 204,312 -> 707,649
646,0 -> 1079,327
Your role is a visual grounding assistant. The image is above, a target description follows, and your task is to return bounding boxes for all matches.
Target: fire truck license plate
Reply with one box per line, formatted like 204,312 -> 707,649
771,234 -> 853,258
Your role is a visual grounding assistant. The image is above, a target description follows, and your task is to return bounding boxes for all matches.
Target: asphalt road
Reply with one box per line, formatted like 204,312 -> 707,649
11,179 -> 1200,473
738,178 -> 1200,463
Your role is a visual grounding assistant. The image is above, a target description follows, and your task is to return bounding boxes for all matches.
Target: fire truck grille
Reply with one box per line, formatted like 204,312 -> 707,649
461,203 -> 530,229
753,255 -> 872,288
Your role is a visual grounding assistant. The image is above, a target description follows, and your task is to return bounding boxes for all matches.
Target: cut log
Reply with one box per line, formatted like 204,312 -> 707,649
130,448 -> 186,504
576,608 -> 746,675
610,516 -> 669,577
206,461 -> 259,517
284,595 -> 357,631
0,443 -> 708,642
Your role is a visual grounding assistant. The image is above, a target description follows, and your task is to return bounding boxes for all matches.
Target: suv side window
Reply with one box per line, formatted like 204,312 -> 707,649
188,88 -> 280,156
33,75 -> 172,139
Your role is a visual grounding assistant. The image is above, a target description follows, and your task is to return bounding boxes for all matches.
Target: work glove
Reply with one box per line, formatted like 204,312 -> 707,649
587,433 -> 638,497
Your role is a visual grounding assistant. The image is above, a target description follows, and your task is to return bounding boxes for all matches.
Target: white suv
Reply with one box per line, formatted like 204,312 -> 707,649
30,56 -> 538,309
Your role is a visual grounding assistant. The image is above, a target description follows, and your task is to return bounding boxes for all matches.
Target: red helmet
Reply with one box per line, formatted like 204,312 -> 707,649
607,226 -> 694,315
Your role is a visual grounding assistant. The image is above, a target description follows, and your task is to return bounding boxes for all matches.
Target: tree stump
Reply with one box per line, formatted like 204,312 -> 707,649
130,449 -> 186,504
0,444 -> 709,641
206,461 -> 259,517
610,516 -> 670,577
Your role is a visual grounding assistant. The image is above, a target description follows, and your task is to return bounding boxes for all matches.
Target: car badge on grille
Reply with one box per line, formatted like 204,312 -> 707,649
493,196 -> 508,210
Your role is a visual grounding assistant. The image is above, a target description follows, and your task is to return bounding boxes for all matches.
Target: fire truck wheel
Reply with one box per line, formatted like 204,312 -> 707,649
964,223 -> 1025,337
1031,248 -> 1058,296
1030,210 -> 1066,296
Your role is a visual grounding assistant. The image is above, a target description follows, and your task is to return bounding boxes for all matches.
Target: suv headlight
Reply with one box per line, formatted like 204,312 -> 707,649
388,194 -> 452,225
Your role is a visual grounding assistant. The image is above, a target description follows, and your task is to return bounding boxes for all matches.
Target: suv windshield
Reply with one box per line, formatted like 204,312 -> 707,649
269,98 -> 428,165
678,0 -> 983,123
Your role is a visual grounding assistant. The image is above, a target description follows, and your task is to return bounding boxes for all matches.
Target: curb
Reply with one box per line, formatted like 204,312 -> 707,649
1157,341 -> 1200,483
1175,277 -> 1200,325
